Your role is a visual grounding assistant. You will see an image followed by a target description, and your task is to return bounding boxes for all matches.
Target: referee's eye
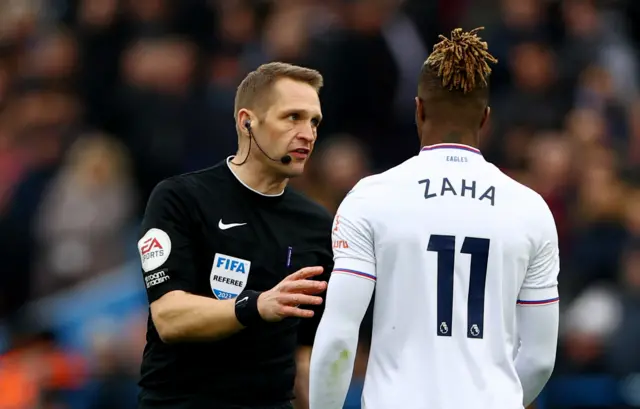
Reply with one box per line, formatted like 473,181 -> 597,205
311,117 -> 320,127
289,113 -> 300,121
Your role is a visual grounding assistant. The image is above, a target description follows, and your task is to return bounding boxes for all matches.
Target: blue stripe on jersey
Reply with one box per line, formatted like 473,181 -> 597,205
332,268 -> 376,281
516,297 -> 560,305
421,143 -> 482,155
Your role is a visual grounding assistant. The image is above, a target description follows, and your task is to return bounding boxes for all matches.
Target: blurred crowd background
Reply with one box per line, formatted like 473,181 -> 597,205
1,0 -> 640,408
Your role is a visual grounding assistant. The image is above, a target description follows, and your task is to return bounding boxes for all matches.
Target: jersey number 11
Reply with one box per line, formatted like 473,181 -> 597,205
427,235 -> 490,339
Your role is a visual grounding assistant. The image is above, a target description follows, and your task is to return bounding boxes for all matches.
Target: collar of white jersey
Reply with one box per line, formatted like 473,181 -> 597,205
419,143 -> 484,159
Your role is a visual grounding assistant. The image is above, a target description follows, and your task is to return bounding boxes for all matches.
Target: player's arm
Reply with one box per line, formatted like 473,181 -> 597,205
515,198 -> 560,406
140,179 -> 245,343
294,229 -> 334,409
309,197 -> 376,409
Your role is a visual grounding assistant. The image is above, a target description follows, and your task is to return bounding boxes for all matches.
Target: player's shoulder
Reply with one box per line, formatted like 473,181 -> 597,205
488,165 -> 553,220
495,167 -> 547,203
345,156 -> 420,199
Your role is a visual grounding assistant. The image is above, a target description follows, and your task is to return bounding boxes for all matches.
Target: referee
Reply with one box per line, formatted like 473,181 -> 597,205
137,62 -> 333,409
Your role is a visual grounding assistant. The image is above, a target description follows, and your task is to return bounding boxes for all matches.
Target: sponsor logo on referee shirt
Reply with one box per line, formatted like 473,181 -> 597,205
210,253 -> 251,300
138,228 -> 172,272
144,269 -> 170,289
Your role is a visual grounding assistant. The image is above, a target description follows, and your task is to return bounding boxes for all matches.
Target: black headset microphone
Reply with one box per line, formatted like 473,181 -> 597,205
233,120 -> 292,166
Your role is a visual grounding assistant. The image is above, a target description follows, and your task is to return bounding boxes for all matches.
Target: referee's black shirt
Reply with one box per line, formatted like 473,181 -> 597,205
137,159 -> 333,408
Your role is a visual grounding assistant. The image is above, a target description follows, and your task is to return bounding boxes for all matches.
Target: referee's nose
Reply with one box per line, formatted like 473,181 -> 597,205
295,123 -> 317,144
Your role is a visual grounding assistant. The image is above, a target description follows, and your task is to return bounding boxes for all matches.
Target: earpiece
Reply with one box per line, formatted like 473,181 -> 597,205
235,117 -> 293,166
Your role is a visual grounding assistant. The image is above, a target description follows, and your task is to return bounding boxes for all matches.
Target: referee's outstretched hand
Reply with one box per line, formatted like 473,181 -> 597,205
258,266 -> 327,322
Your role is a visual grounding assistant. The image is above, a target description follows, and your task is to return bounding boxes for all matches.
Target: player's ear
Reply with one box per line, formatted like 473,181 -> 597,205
415,96 -> 425,127
479,106 -> 490,131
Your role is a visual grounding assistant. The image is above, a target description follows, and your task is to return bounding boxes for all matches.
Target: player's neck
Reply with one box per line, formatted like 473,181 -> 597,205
420,126 -> 479,150
229,157 -> 288,196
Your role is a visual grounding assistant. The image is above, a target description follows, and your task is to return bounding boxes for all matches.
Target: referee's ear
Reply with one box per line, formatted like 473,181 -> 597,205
236,109 -> 252,135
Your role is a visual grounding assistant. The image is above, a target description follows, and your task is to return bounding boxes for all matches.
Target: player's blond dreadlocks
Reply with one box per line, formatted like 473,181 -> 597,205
425,27 -> 498,94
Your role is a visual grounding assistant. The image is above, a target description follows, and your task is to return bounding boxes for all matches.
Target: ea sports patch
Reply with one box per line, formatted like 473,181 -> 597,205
138,228 -> 172,272
210,253 -> 251,300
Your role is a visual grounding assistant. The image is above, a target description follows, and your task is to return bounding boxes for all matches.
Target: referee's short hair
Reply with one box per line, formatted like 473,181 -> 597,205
234,62 -> 323,123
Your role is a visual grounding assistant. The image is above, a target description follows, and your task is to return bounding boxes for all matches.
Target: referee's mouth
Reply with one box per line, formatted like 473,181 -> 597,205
289,148 -> 311,160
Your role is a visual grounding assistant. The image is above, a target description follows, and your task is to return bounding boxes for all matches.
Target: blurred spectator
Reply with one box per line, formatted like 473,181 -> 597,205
85,329 -> 138,409
116,36 -> 197,202
21,28 -> 78,83
294,134 -> 371,214
562,283 -> 621,373
0,330 -> 85,409
494,41 -> 569,131
606,239 -> 640,375
522,133 -> 572,250
485,0 -> 550,92
0,87 -> 81,317
559,0 -> 639,105
570,146 -> 627,289
31,134 -> 135,298
574,65 -> 629,154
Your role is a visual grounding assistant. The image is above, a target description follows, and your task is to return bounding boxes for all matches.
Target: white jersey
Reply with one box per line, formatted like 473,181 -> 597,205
331,143 -> 560,409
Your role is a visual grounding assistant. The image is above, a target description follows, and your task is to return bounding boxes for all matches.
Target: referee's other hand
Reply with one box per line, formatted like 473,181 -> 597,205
258,266 -> 327,322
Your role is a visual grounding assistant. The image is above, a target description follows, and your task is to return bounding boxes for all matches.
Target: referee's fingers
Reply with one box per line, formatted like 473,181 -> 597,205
281,279 -> 327,294
283,266 -> 324,282
279,305 -> 315,319
279,293 -> 323,306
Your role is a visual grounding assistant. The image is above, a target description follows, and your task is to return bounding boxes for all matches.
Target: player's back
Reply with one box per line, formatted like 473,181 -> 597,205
352,144 -> 551,409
